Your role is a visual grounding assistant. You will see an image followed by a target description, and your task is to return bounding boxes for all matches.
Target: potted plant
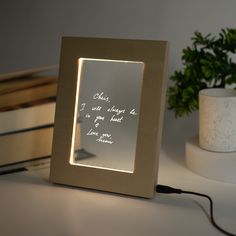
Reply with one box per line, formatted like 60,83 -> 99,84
168,28 -> 236,152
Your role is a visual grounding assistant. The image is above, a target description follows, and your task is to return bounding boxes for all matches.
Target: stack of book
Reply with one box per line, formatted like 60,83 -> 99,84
0,66 -> 58,173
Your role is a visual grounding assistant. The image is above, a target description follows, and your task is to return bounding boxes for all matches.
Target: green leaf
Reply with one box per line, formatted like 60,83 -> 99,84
167,28 -> 236,118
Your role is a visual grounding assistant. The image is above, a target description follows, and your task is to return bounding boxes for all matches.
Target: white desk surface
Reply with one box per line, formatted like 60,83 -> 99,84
0,150 -> 236,236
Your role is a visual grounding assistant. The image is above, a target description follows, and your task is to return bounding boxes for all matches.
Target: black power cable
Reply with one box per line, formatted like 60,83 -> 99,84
156,185 -> 236,236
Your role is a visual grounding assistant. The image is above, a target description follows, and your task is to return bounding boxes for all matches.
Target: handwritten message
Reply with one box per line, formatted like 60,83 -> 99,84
79,92 -> 138,144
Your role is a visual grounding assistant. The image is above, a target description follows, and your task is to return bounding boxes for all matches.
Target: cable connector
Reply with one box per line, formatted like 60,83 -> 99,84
155,184 -> 236,236
156,184 -> 182,194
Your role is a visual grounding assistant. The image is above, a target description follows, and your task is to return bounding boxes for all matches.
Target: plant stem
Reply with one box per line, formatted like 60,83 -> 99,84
220,77 -> 226,88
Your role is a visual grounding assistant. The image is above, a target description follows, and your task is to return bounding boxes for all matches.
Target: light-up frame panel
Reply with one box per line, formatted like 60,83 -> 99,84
71,58 -> 144,173
50,37 -> 168,198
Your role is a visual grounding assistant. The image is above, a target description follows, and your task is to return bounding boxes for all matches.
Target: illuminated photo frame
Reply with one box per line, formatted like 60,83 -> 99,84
50,37 -> 168,198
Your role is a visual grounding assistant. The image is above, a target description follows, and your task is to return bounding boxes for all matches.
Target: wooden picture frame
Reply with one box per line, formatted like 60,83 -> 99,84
50,37 -> 168,198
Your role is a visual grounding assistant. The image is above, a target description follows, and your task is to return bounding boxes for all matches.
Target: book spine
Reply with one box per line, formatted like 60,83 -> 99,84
0,127 -> 53,166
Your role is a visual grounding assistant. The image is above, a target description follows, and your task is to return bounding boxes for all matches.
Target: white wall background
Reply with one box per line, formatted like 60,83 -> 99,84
1,0 -> 236,165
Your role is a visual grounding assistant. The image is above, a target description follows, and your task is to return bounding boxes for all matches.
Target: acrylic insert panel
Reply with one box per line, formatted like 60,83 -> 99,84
70,58 -> 144,172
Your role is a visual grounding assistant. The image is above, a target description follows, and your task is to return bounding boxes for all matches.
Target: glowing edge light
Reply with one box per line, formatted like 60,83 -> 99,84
78,57 -> 144,64
69,58 -> 83,166
69,58 -> 143,173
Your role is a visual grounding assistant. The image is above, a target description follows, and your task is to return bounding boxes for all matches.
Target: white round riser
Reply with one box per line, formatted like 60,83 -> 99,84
186,136 -> 236,184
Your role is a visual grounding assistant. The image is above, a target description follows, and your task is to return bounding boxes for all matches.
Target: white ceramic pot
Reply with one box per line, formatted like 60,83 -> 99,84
199,88 -> 236,152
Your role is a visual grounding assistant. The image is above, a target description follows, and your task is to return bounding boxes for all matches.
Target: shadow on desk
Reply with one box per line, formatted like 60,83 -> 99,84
162,110 -> 198,167
0,167 -> 51,186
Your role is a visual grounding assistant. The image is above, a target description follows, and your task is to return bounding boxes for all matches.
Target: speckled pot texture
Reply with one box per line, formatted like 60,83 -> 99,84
199,88 -> 236,152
